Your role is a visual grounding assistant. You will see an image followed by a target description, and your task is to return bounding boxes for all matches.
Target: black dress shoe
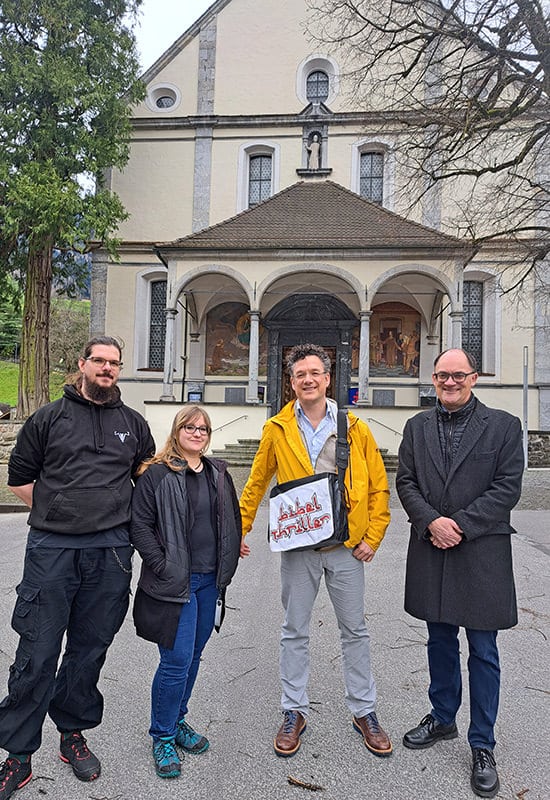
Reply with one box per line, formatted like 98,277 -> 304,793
471,748 -> 499,798
403,713 -> 458,749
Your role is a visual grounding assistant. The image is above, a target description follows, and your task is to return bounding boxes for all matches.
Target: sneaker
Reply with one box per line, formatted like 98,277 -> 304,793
175,719 -> 209,754
152,738 -> 181,779
59,732 -> 101,782
0,757 -> 32,799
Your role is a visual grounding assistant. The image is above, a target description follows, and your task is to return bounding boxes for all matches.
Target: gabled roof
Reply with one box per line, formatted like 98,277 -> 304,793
155,180 -> 469,254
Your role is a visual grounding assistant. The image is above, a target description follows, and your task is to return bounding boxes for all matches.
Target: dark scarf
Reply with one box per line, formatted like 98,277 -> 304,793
436,394 -> 477,471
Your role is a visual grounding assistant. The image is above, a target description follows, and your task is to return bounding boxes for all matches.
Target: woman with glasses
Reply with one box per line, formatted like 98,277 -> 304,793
130,406 -> 242,779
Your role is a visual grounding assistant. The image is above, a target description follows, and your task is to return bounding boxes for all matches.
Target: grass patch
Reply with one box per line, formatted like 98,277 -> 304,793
0,361 -> 67,408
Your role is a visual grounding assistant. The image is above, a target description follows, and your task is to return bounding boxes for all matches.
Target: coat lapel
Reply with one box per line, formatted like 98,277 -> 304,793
445,401 -> 489,482
423,409 -> 446,480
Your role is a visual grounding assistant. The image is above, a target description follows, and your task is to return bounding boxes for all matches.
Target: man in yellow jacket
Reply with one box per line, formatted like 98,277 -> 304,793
240,343 -> 392,758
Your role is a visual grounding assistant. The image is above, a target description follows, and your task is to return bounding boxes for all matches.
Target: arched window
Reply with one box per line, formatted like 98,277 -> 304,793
237,142 -> 280,212
462,280 -> 483,370
306,70 -> 329,103
148,280 -> 167,369
297,56 -> 339,107
248,154 -> 273,207
360,152 -> 384,204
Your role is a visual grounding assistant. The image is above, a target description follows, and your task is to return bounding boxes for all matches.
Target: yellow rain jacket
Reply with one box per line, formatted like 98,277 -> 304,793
240,401 -> 390,551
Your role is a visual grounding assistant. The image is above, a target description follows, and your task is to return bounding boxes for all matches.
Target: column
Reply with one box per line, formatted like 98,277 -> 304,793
357,310 -> 372,405
247,310 -> 260,403
160,308 -> 177,401
449,311 -> 463,349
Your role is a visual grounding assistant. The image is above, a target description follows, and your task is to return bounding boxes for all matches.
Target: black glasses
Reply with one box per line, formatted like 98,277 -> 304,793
85,357 -> 123,369
183,425 -> 210,436
433,371 -> 476,383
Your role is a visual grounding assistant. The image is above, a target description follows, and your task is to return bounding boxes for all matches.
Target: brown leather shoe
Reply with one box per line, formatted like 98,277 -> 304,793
274,711 -> 307,757
353,712 -> 392,757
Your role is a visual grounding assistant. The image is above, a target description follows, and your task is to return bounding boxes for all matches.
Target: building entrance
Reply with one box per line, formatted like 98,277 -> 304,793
263,293 -> 357,412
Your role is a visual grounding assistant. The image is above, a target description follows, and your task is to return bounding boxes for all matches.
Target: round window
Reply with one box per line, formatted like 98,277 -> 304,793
156,95 -> 175,109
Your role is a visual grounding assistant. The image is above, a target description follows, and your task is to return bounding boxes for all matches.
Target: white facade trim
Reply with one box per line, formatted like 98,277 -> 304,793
134,267 -> 170,374
296,54 -> 340,106
351,137 -> 396,209
236,141 -> 281,213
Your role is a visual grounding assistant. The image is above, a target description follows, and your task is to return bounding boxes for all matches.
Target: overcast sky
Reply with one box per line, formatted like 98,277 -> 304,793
135,0 -> 213,70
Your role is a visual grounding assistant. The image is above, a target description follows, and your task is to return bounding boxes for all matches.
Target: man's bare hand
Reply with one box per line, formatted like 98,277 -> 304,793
240,537 -> 251,557
428,517 -> 463,549
352,541 -> 375,562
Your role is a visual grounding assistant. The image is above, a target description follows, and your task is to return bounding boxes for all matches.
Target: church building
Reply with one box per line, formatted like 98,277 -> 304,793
90,0 -> 549,452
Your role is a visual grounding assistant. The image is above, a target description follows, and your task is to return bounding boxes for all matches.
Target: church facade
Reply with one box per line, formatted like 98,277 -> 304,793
91,0 -> 549,451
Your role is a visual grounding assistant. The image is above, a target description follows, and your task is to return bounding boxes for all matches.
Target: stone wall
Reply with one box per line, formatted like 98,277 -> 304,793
527,431 -> 550,468
0,422 -> 22,464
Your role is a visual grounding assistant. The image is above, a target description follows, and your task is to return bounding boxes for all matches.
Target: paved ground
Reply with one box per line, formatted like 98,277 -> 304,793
0,470 -> 548,799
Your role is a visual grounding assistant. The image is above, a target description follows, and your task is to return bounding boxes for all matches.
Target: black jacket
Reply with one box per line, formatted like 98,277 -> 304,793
130,457 -> 242,605
8,384 -> 155,534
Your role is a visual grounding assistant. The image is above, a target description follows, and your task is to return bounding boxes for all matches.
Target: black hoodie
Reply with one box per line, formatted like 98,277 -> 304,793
8,384 -> 155,534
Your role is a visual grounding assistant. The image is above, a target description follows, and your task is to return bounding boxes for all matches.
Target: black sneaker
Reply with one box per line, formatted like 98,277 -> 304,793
59,732 -> 101,782
0,757 -> 32,799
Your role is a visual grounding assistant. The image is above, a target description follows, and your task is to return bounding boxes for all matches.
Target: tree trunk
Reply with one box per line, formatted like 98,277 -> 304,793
16,242 -> 53,419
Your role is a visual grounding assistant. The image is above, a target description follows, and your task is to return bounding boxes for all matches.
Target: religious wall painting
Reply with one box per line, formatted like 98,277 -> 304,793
369,302 -> 421,377
205,302 -> 267,375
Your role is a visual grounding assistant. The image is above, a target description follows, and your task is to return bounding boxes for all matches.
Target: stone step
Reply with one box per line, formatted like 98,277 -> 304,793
211,440 -> 398,471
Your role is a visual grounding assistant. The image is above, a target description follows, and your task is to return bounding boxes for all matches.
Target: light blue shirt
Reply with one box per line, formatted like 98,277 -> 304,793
295,398 -> 338,468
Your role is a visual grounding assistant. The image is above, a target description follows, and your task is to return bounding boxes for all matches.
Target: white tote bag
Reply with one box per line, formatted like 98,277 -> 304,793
268,472 -> 345,552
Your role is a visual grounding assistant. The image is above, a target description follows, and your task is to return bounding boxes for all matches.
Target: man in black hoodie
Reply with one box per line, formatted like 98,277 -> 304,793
0,337 -> 155,799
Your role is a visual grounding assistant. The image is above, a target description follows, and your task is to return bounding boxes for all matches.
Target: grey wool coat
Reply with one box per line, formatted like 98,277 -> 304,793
396,398 -> 524,630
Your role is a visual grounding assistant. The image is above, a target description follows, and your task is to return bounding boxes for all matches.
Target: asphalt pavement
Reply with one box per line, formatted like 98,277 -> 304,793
0,473 -> 548,800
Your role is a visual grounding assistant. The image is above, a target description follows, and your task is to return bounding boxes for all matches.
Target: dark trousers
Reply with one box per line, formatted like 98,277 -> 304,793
0,545 -> 132,755
427,621 -> 500,750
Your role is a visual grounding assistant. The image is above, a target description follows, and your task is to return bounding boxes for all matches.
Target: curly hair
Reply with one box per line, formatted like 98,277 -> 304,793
285,343 -> 331,375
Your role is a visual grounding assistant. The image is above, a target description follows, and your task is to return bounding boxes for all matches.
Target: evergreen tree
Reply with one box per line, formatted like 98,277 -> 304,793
0,0 -> 145,417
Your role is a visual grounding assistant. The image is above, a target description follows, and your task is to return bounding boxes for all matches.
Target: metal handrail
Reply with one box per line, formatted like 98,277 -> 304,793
212,414 -> 248,433
366,417 -> 403,438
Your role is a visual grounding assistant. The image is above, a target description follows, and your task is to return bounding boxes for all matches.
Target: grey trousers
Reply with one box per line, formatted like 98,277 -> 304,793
279,545 -> 377,718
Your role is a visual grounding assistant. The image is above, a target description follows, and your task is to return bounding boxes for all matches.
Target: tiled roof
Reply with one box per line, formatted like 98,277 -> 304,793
156,181 -> 466,252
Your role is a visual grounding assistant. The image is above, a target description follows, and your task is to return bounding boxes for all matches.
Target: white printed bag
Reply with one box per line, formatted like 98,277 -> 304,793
268,472 -> 349,552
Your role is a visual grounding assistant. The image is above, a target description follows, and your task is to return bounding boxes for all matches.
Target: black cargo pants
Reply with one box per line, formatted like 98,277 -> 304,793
0,544 -> 132,755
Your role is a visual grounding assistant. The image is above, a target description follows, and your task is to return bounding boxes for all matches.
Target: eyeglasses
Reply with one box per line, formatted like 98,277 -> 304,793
183,425 -> 210,436
433,371 -> 476,383
85,357 -> 123,369
292,370 -> 328,381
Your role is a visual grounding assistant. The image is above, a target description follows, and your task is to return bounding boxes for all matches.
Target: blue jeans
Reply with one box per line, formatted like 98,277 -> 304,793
150,572 -> 217,742
427,621 -> 500,749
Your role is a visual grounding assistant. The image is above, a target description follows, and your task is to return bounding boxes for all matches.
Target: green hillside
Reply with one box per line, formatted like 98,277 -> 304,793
0,362 -> 66,409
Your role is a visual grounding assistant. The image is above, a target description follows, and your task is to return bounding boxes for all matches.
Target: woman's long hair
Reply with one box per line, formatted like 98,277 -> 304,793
136,405 -> 212,475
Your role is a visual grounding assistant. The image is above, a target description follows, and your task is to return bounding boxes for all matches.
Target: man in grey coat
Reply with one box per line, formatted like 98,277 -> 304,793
396,348 -> 524,799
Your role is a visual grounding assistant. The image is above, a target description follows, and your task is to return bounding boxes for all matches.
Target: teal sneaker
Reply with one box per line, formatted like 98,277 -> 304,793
152,738 -> 181,778
175,719 -> 209,754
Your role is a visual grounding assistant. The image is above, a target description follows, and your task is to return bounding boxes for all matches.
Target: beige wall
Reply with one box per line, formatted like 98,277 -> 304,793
113,137 -> 196,241
133,35 -> 200,119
